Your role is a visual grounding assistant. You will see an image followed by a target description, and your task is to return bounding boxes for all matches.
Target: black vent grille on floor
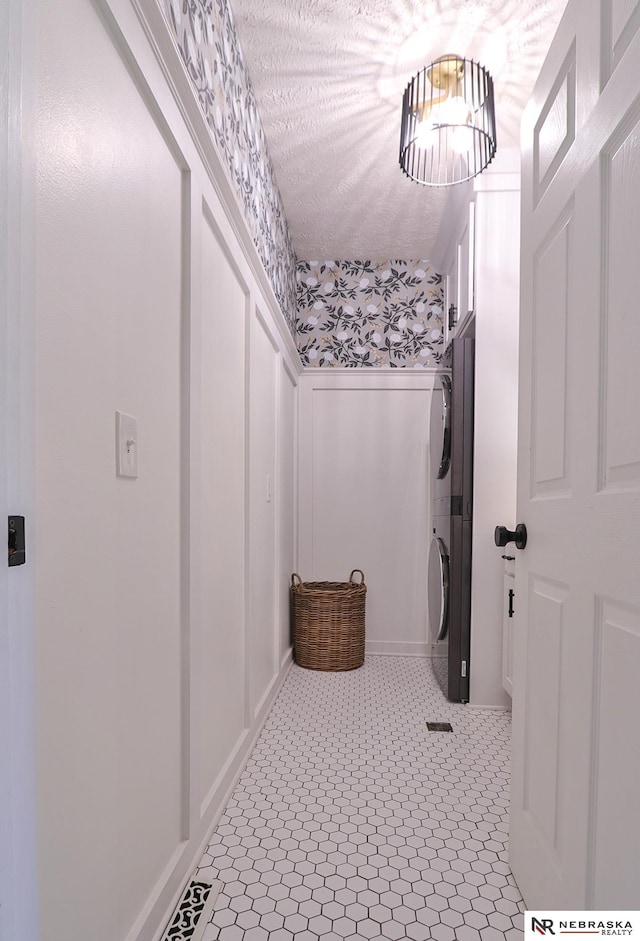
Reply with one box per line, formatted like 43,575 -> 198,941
426,721 -> 454,732
160,878 -> 221,941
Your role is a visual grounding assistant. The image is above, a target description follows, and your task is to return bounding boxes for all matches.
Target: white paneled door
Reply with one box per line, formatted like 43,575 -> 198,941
510,0 -> 640,909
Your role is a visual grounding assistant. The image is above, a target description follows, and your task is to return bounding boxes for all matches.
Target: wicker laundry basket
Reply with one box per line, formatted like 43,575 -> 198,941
291,570 -> 366,671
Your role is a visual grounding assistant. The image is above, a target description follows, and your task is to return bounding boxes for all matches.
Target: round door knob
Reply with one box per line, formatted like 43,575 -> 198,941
494,523 -> 527,550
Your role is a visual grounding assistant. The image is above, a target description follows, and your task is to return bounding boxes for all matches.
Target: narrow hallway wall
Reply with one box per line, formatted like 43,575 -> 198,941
32,1 -> 299,939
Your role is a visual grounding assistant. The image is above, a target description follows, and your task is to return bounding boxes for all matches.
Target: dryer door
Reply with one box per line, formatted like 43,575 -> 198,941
428,534 -> 450,641
429,375 -> 451,480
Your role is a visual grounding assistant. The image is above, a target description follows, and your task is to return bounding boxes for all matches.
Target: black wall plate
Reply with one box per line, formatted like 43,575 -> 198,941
8,516 -> 26,566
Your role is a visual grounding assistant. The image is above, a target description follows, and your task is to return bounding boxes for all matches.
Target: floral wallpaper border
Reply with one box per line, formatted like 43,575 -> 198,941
296,260 -> 444,368
161,0 -> 298,332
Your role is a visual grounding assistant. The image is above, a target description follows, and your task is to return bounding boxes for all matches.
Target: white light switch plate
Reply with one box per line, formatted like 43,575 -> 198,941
116,411 -> 138,478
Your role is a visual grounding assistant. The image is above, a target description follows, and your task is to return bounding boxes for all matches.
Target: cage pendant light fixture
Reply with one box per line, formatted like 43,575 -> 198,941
399,54 -> 497,186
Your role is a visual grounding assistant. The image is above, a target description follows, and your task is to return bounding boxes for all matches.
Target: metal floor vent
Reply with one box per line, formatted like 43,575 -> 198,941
160,878 -> 221,941
426,721 -> 454,732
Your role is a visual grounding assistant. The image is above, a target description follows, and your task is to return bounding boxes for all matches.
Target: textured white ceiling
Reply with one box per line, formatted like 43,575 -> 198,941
230,0 -> 568,260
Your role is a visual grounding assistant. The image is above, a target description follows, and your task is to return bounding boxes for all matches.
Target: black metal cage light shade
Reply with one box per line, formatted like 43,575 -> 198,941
399,54 -> 497,187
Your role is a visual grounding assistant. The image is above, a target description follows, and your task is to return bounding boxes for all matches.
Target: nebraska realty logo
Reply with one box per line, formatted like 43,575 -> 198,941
526,912 -> 639,937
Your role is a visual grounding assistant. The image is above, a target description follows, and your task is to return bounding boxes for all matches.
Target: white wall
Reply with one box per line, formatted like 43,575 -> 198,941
32,1 -> 299,939
298,371 -> 434,657
468,171 -> 521,708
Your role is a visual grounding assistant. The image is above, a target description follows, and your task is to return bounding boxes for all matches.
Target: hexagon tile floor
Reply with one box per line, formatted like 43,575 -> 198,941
197,656 -> 524,941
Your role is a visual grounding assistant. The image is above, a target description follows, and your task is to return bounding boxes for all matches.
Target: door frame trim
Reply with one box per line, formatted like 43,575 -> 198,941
0,0 -> 38,938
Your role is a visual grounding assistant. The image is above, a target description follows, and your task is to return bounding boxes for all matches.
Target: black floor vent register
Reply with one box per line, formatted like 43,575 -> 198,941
160,878 -> 221,941
426,721 -> 454,732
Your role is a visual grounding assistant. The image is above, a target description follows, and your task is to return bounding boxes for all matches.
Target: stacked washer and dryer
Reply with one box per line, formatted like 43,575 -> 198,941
428,336 -> 475,702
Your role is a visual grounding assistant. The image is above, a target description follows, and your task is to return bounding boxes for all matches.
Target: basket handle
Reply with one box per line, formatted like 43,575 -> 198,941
349,569 -> 365,586
291,573 -> 303,587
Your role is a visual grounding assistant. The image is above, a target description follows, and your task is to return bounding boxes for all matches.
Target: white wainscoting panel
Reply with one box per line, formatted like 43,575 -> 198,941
298,372 -> 435,656
198,207 -> 248,819
278,362 -> 298,666
35,0 -> 186,936
249,308 -> 280,718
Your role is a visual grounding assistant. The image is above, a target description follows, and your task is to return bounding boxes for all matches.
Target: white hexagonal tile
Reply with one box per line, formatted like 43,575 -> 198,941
259,910 -> 285,931
268,929 -> 293,941
211,905 -> 235,929
299,899 -> 323,918
251,895 -> 276,916
333,916 -> 357,937
218,925 -> 244,941
309,912 -> 336,934
333,887 -> 357,906
488,911 -> 515,932
479,927 -> 511,941
415,907 -> 441,928
441,907 -> 466,929
381,920 -> 408,940
228,895 -> 252,914
473,896 -> 499,916
274,897 -> 298,917
432,923 -> 459,941
464,909 -> 490,930
243,927 -> 269,941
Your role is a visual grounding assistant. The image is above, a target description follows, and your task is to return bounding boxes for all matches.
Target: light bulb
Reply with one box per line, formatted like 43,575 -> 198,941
442,96 -> 472,127
415,119 -> 437,149
450,126 -> 474,154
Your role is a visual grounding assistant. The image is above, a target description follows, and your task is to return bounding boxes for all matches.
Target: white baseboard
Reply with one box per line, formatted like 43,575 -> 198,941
466,704 -> 512,712
365,641 -> 429,657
